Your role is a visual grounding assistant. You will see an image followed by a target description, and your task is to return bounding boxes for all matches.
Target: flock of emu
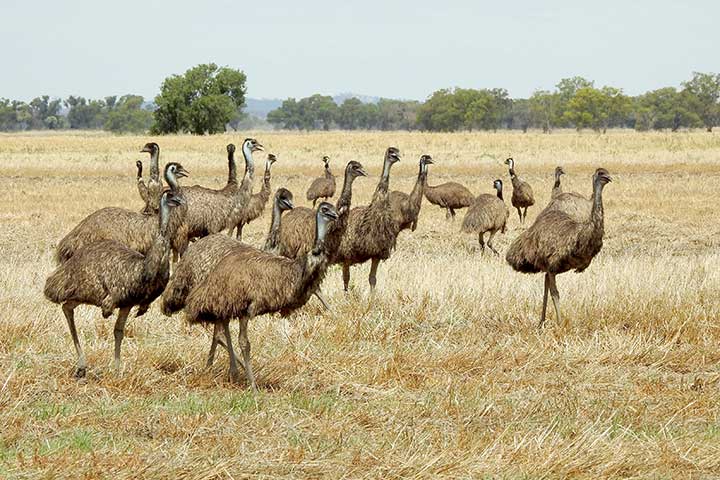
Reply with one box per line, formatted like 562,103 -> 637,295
44,139 -> 612,389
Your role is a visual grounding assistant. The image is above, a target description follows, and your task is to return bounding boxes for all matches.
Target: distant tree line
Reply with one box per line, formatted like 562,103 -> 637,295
0,94 -> 154,133
1,69 -> 718,133
267,72 -> 720,133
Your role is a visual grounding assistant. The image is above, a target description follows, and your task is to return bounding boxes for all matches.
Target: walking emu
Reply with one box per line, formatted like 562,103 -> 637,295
334,147 -> 400,291
461,179 -> 509,255
423,178 -> 474,220
174,138 -> 262,256
55,162 -> 189,263
184,203 -> 340,389
161,188 -> 295,317
306,155 -> 336,206
390,154 -> 433,232
505,168 -> 612,327
44,191 -> 186,377
504,157 -> 535,224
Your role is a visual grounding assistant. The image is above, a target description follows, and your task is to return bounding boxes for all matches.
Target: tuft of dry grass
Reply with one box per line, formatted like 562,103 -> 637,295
0,130 -> 719,479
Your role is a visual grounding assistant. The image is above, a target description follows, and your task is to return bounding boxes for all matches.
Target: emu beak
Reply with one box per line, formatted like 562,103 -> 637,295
285,199 -> 294,210
358,167 -> 368,177
326,210 -> 339,221
177,167 -> 190,178
425,158 -> 434,165
605,174 -> 613,182
253,143 -> 265,152
141,147 -> 150,153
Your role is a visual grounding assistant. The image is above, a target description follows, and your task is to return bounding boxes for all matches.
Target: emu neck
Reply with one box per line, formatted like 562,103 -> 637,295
378,160 -> 393,195
590,180 -> 605,230
263,202 -> 283,252
311,218 -> 329,256
324,165 -> 332,179
262,160 -> 272,190
409,164 -> 427,210
137,164 -> 143,180
553,174 -> 561,191
144,207 -> 172,281
227,150 -> 237,187
337,170 -> 356,211
149,149 -> 160,180
508,167 -> 517,179
241,144 -> 256,191
165,172 -> 180,192
496,188 -> 503,201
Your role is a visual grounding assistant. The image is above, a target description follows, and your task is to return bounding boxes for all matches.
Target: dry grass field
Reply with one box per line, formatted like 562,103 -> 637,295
1,130 -> 719,479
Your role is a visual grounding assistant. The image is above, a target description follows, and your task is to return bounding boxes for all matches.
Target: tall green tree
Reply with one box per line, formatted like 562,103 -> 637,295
634,88 -> 701,131
152,63 -> 247,135
682,72 -> 720,131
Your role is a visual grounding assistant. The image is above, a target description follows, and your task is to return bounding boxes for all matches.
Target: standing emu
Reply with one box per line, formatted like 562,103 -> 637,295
140,142 -> 163,214
44,191 -> 186,377
184,203 -> 339,389
423,178 -> 474,220
547,167 -> 592,221
504,157 -> 535,224
173,139 -> 261,256
390,154 -> 433,232
229,153 -> 277,240
461,179 -> 509,255
334,147 -> 400,291
55,162 -> 189,263
505,168 -> 612,327
161,188 -> 295,317
306,155 -> 336,206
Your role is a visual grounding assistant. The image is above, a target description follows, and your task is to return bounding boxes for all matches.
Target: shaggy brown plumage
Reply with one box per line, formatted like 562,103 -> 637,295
505,168 -> 612,327
184,203 -> 340,389
423,179 -> 474,219
140,142 -> 163,214
504,157 -> 535,224
44,191 -> 185,377
306,156 -> 336,206
136,160 -> 150,212
461,179 -> 509,255
161,188 -> 294,317
390,154 -> 433,232
278,161 -> 367,259
55,163 -> 189,264
229,153 -> 277,240
334,148 -> 401,291
175,139 -> 262,256
551,166 -> 565,199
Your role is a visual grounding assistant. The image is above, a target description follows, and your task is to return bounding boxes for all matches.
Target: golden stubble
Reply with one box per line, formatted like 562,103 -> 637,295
0,130 -> 719,479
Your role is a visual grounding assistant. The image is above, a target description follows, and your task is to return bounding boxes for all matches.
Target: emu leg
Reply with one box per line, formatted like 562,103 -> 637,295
450,208 -> 456,219
539,273 -> 550,328
313,199 -> 317,208
221,320 -> 242,384
487,231 -> 499,256
206,322 -> 221,368
368,258 -> 380,290
237,317 -> 257,391
342,263 -> 351,292
547,273 -> 563,327
523,207 -> 528,224
235,223 -> 244,241
113,306 -> 132,373
516,207 -> 522,224
478,232 -> 485,253
445,208 -> 451,220
314,290 -> 332,311
62,301 -> 86,378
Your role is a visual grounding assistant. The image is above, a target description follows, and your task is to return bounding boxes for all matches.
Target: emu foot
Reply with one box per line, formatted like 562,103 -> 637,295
74,366 -> 87,379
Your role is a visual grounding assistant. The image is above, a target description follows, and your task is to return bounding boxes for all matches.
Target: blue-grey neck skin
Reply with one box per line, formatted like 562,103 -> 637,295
242,141 -> 255,177
312,214 -> 331,254
165,168 -> 179,192
381,158 -> 393,182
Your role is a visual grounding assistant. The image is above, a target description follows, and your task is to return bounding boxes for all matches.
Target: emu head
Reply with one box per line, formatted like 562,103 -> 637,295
275,187 -> 294,211
141,142 -> 159,155
345,161 -> 368,179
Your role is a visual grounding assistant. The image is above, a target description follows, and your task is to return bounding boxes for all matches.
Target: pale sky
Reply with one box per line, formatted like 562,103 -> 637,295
1,0 -> 718,101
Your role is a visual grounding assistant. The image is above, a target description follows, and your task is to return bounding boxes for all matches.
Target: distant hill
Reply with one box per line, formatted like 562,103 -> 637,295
245,93 -> 383,119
